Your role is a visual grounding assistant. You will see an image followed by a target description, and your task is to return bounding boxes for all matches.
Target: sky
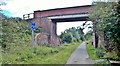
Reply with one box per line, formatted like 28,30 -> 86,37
0,0 -> 93,17
0,0 -> 93,35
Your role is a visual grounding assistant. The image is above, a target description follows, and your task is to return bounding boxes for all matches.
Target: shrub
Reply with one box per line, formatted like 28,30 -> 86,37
95,48 -> 105,58
104,51 -> 120,61
90,1 -> 120,60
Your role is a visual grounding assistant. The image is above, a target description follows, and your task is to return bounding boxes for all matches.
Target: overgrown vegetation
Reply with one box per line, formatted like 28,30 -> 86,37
2,42 -> 80,64
89,1 -> 120,61
0,16 -> 44,49
59,21 -> 92,43
1,18 -> 31,50
59,27 -> 84,43
86,41 -> 99,60
85,32 -> 92,41
85,31 -> 110,65
86,35 -> 109,64
95,59 -> 109,64
0,12 -> 82,64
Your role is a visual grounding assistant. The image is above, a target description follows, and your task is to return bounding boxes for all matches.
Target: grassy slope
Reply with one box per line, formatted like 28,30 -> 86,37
2,42 -> 81,64
1,18 -> 82,64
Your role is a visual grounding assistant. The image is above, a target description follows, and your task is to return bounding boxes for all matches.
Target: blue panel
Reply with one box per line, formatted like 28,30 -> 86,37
31,22 -> 36,30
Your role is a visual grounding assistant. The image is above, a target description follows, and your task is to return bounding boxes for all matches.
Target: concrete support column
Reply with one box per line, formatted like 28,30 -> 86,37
92,32 -> 96,48
92,32 -> 99,48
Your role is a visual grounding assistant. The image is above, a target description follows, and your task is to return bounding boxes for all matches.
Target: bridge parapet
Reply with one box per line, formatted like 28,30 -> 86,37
23,13 -> 34,20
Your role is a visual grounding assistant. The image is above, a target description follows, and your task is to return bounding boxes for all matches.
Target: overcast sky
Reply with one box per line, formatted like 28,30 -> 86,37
0,0 -> 93,35
1,0 -> 93,17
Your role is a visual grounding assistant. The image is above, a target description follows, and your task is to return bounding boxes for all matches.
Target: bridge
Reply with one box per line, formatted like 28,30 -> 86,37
23,5 -> 98,48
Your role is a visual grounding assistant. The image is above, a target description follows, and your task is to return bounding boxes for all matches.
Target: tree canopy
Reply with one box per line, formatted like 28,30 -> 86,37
89,1 -> 120,60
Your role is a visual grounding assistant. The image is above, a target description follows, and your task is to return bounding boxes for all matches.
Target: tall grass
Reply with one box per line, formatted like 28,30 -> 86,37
1,17 -> 82,64
2,42 -> 81,64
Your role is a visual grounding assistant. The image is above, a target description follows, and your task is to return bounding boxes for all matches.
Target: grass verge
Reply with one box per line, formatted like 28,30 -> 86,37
86,41 -> 110,64
2,42 -> 81,64
86,41 -> 99,60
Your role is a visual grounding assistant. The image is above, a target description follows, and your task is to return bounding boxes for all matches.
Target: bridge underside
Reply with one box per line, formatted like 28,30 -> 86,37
48,13 -> 89,22
51,17 -> 89,22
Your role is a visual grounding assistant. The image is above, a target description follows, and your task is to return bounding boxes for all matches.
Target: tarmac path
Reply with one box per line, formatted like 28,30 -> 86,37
66,42 -> 95,64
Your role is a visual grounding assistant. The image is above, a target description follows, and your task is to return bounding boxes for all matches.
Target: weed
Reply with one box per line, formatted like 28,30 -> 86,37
2,42 -> 81,64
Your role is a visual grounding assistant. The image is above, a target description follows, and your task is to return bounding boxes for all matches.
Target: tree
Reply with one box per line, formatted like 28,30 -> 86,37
89,1 -> 120,60
59,26 -> 85,43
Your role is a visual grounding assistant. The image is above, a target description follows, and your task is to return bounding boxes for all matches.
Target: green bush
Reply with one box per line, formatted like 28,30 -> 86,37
104,51 -> 120,61
1,18 -> 31,49
95,48 -> 105,58
90,1 -> 120,60
95,59 -> 109,64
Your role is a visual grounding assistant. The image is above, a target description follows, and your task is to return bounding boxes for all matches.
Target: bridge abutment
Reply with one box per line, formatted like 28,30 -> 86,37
34,17 -> 60,45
